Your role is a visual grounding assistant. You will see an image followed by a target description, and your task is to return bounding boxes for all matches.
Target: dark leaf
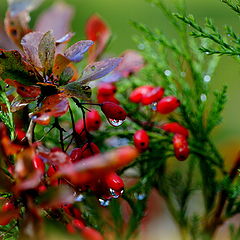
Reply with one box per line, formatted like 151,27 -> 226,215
62,82 -> 92,100
86,14 -> 111,62
4,11 -> 30,48
21,31 -> 43,69
0,49 -> 37,85
11,96 -> 36,112
59,67 -> 74,85
38,30 -> 56,75
37,185 -> 75,208
54,146 -> 139,185
0,169 -> 14,192
31,93 -> 69,125
79,57 -> 122,85
64,40 -> 94,62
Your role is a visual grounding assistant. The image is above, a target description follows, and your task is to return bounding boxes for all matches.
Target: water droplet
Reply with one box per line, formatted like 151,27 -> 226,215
91,65 -> 96,71
203,75 -> 211,83
150,102 -> 157,111
134,193 -> 146,200
75,194 -> 85,202
180,72 -> 186,77
109,188 -> 123,199
200,93 -> 207,102
99,198 -> 110,207
138,43 -> 145,50
164,69 -> 172,76
205,52 -> 210,55
108,118 -> 124,127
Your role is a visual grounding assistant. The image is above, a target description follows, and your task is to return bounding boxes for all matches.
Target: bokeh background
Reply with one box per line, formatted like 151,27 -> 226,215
0,0 -> 239,239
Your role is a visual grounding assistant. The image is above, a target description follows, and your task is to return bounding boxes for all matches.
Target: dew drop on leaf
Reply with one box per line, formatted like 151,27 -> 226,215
99,198 -> 110,207
107,118 -> 124,127
75,194 -> 85,202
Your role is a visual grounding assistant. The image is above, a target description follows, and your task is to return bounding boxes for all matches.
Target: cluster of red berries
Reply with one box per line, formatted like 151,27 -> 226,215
129,85 -> 180,114
129,86 -> 189,160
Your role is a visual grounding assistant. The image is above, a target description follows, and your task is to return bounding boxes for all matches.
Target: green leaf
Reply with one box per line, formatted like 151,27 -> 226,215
0,50 -> 36,86
38,30 -> 56,75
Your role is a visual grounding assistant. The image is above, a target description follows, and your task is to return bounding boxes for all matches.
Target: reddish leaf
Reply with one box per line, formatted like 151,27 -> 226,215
64,40 -> 94,62
39,151 -> 71,167
14,147 -> 35,179
31,94 -> 69,125
1,132 -> 22,156
38,30 -> 56,75
86,14 -> 111,62
35,2 -> 74,40
38,185 -> 75,208
54,146 -> 139,185
21,31 -> 43,69
79,58 -> 122,85
4,11 -> 31,48
52,54 -> 71,78
102,50 -> 144,82
5,79 -> 41,98
14,170 -> 42,193
0,22 -> 16,49
0,49 -> 37,85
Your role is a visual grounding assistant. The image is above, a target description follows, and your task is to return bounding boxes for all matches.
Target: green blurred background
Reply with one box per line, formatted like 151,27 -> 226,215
0,0 -> 240,156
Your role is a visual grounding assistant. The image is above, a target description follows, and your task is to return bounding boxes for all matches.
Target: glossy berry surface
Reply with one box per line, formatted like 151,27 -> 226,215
101,102 -> 127,120
81,142 -> 100,159
156,96 -> 180,114
86,109 -> 102,131
33,155 -> 45,174
173,134 -> 189,161
97,83 -> 116,96
161,122 -> 189,138
133,129 -> 149,152
129,85 -> 154,103
141,87 -> 165,105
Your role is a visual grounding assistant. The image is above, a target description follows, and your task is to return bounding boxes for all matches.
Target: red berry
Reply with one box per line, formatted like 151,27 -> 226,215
66,219 -> 85,234
0,202 -> 16,225
86,109 -> 102,131
81,142 -> 100,159
141,87 -> 165,105
97,94 -> 119,104
129,85 -> 154,103
161,122 -> 189,138
33,155 -> 45,174
156,96 -> 180,114
97,83 -> 116,96
15,128 -> 26,141
133,129 -> 149,152
47,165 -> 58,186
70,148 -> 83,162
173,134 -> 189,161
103,172 -> 124,198
101,102 -> 127,120
51,147 -> 63,152
81,226 -> 104,240
2,202 -> 15,212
